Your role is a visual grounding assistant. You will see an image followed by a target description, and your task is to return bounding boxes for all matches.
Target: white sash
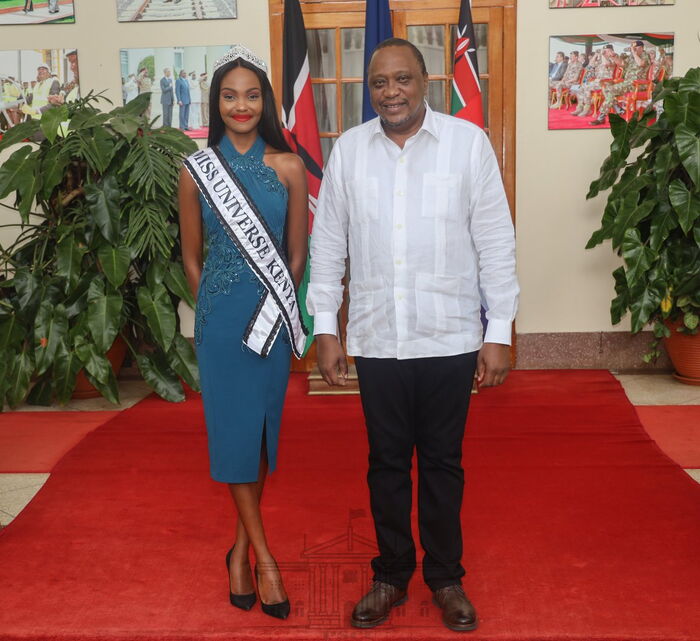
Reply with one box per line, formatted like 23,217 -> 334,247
184,146 -> 307,358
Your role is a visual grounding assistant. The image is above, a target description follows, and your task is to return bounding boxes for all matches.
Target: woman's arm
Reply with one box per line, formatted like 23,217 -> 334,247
280,154 -> 309,288
178,166 -> 203,299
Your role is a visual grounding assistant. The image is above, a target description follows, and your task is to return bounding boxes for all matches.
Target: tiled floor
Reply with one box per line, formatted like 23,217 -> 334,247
1,373 -> 699,530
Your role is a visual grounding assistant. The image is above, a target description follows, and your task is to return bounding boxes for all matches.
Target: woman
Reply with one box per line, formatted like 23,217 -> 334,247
178,46 -> 308,620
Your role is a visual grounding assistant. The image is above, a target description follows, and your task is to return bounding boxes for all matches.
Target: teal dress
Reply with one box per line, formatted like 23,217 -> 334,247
195,135 -> 291,483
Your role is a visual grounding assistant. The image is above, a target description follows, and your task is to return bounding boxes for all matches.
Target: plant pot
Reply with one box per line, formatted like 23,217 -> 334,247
664,320 -> 700,386
72,336 -> 128,399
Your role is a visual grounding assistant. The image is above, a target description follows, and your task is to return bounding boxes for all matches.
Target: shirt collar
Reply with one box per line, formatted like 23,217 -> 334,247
369,101 -> 440,142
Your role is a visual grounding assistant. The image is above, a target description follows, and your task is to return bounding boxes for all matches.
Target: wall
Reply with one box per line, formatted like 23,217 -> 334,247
515,1 -> 699,348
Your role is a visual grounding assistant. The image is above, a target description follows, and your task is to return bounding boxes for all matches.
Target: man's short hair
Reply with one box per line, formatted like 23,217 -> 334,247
603,44 -> 614,51
372,37 -> 428,76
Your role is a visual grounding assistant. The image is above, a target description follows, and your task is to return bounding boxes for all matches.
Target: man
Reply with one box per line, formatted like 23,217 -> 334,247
550,50 -> 582,109
572,44 -> 616,118
199,72 -> 209,127
549,51 -> 568,82
590,40 -> 649,126
47,50 -> 80,107
175,69 -> 191,131
307,38 -> 518,633
23,64 -> 60,119
160,67 -> 174,127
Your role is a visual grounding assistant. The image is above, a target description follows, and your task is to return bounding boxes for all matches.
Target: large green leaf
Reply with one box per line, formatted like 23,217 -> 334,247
17,151 -> 42,221
11,267 -> 41,311
629,285 -> 664,334
82,367 -> 120,405
124,201 -> 174,259
64,271 -> 94,318
53,339 -> 83,405
40,144 -> 71,200
136,352 -> 185,402
0,350 -> 10,410
0,119 -> 41,154
73,127 -> 115,175
653,145 -> 676,194
56,234 -> 87,292
0,145 -> 35,201
649,199 -> 678,252
164,262 -> 196,309
34,302 -> 68,375
146,258 -> 168,289
40,104 -> 69,143
5,347 -> 34,408
622,228 -> 655,289
612,197 -> 655,250
609,113 -> 635,165
97,245 -> 131,288
85,175 -> 122,244
664,92 -> 700,130
669,179 -> 700,235
675,124 -> 700,188
167,333 -> 200,390
0,314 -> 25,351
678,68 -> 700,96
86,279 -> 123,353
75,338 -> 114,386
610,266 -> 630,325
137,283 -> 176,351
109,114 -> 141,141
68,110 -> 110,132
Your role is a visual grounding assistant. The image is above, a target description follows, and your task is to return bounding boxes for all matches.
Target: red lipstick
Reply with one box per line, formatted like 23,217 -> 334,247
233,115 -> 252,122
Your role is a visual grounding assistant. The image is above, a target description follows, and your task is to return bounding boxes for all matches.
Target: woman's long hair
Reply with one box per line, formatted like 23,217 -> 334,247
207,58 -> 292,153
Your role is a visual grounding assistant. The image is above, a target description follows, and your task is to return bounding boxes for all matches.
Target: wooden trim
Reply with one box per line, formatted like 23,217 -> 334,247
269,1 -> 517,13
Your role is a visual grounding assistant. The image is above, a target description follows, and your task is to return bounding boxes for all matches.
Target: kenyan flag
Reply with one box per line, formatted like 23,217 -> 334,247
451,0 -> 485,128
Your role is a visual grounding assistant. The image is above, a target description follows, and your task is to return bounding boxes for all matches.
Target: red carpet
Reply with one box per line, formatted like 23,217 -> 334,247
636,405 -> 700,468
0,411 -> 119,472
1,371 -> 699,640
548,106 -> 609,130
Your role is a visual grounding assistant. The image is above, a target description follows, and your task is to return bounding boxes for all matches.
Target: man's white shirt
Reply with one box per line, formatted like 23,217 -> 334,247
307,104 -> 519,360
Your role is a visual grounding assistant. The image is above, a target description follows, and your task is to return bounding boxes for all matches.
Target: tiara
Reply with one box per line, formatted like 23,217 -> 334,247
213,45 -> 268,74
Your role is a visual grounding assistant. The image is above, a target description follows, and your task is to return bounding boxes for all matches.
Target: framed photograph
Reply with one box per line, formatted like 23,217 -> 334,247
116,0 -> 236,22
547,33 -> 674,130
1,48 -> 80,134
0,0 -> 75,24
120,46 -> 232,139
550,1 -> 675,8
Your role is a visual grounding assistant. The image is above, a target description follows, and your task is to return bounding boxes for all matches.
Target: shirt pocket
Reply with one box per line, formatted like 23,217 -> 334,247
421,173 -> 463,220
348,177 -> 379,223
348,276 -> 384,337
414,272 -> 464,334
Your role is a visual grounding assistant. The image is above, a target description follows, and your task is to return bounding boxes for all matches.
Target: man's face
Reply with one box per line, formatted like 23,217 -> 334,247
37,67 -> 49,81
555,53 -> 564,63
165,69 -> 171,77
180,70 -> 186,78
633,44 -> 645,56
368,45 -> 427,133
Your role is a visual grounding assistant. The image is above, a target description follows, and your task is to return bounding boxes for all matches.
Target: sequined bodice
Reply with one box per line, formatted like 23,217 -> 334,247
195,136 -> 288,345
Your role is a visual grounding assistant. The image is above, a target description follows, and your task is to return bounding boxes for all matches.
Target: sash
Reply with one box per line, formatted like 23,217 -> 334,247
184,146 -> 307,359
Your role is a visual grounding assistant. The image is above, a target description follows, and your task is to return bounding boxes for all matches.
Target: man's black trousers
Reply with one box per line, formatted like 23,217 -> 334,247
354,352 -> 478,592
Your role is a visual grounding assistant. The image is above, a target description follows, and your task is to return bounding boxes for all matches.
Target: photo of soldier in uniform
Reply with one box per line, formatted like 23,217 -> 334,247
0,0 -> 75,25
116,0 -> 236,22
550,1 -> 675,8
0,48 -> 80,134
120,45 -> 231,139
547,33 -> 674,130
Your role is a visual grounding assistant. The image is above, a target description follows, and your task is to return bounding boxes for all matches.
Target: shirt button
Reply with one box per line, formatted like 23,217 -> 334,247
399,157 -> 406,164
396,223 -> 403,230
397,190 -> 404,197
397,294 -> 404,300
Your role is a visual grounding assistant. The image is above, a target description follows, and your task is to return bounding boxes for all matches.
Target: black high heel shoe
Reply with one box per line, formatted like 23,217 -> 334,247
225,546 -> 256,611
255,564 -> 290,620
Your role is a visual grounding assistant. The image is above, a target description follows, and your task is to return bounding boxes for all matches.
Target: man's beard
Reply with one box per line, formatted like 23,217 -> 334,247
379,101 -> 425,129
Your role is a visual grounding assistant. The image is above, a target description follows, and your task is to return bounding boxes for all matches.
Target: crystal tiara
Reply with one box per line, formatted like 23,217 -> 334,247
213,45 -> 268,75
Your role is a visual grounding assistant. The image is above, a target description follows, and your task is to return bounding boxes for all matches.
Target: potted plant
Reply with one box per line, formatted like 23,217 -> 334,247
586,67 -> 700,383
0,92 -> 200,408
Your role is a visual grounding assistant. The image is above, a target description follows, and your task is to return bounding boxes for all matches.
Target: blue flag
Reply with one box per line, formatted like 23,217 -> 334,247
362,0 -> 393,123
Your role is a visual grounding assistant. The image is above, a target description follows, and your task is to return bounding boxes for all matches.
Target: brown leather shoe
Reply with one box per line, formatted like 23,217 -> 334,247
350,581 -> 407,628
433,585 -> 478,632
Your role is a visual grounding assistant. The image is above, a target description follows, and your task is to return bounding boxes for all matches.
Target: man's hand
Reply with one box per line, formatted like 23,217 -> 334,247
316,333 -> 348,387
476,343 -> 511,388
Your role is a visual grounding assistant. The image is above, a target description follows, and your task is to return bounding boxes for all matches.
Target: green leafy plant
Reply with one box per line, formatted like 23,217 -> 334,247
586,67 -> 700,361
0,92 -> 200,408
